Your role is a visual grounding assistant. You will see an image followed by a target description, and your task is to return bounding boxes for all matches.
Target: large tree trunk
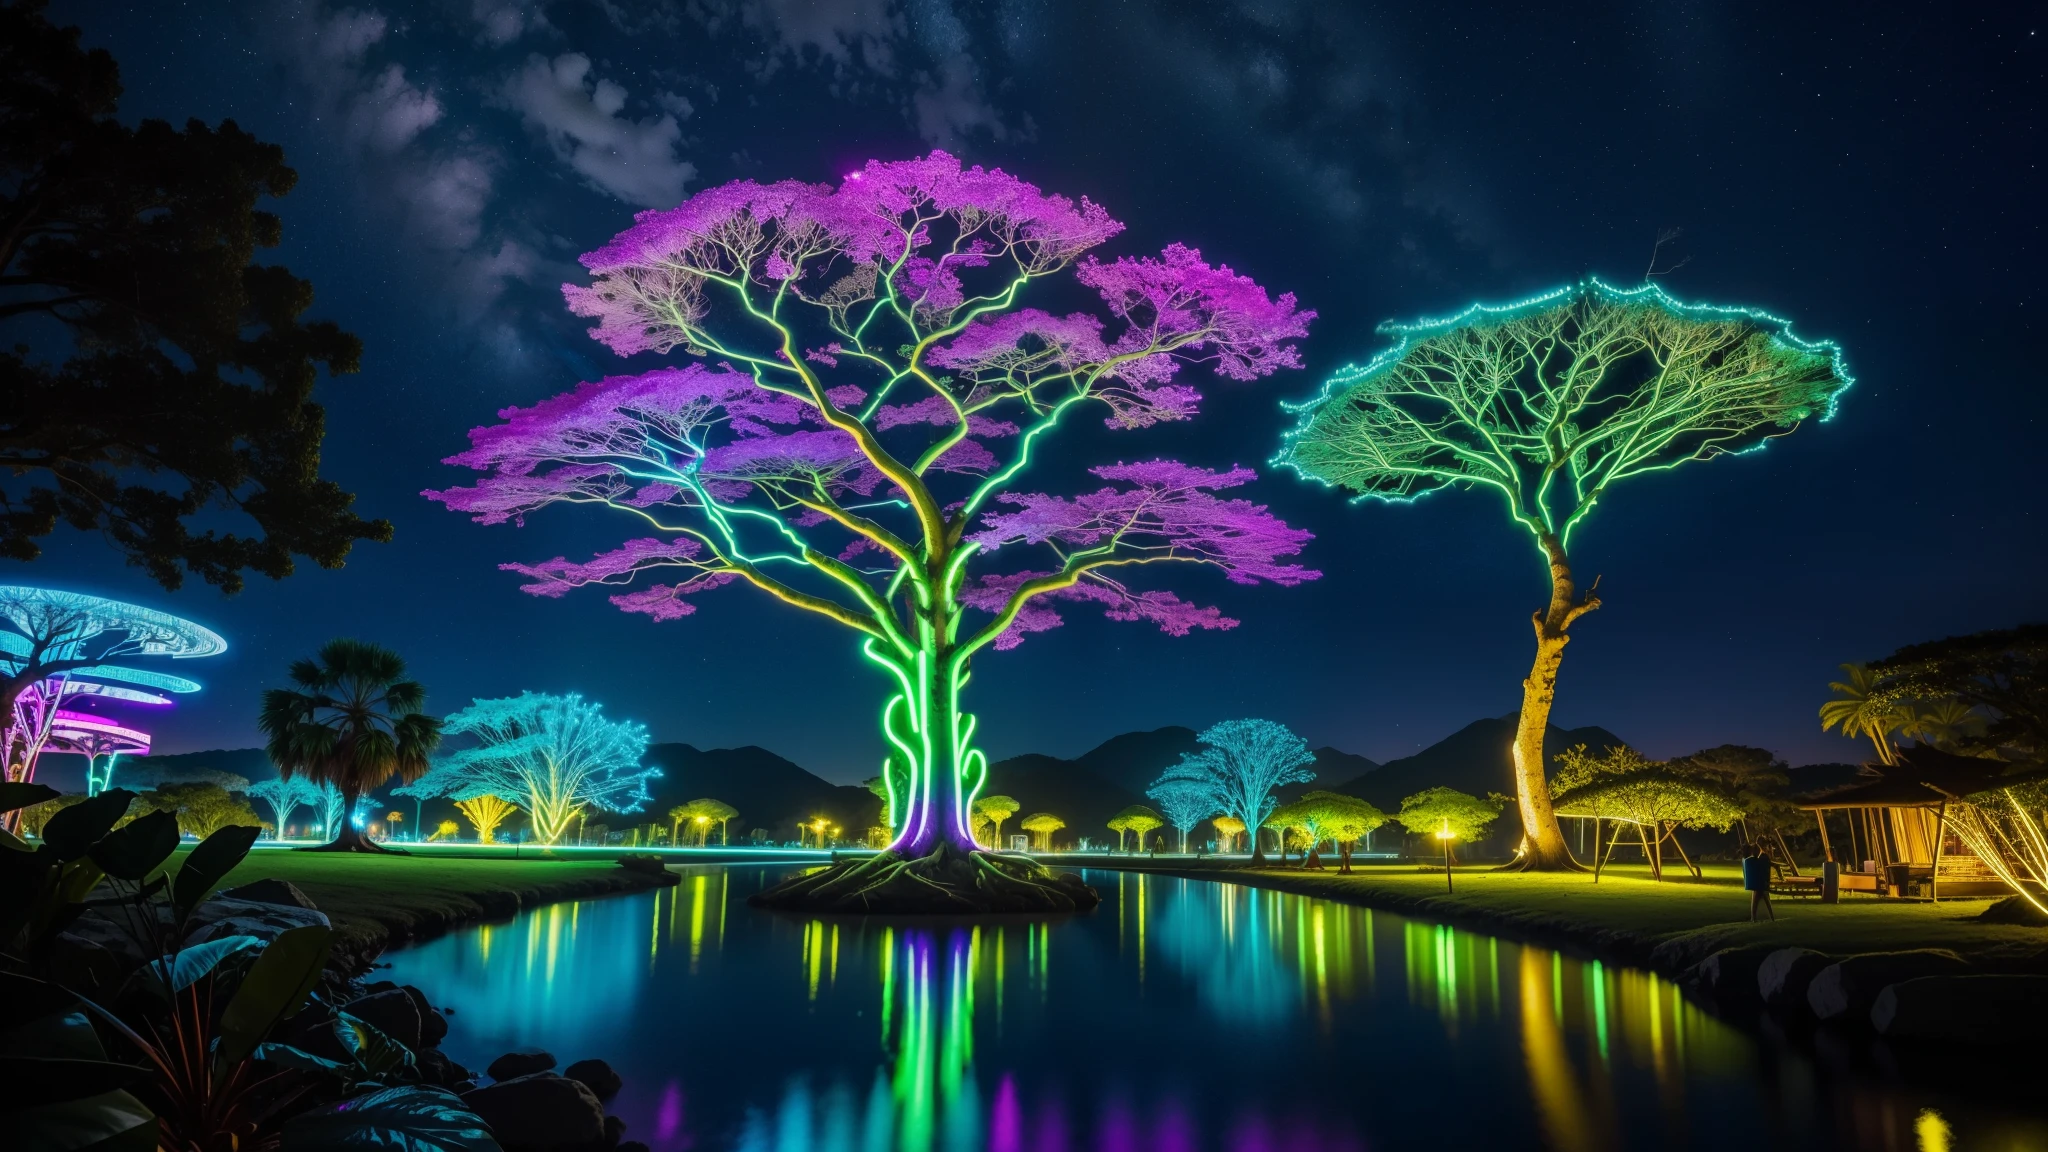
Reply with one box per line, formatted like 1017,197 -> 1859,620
1501,533 -> 1597,872
888,650 -> 985,859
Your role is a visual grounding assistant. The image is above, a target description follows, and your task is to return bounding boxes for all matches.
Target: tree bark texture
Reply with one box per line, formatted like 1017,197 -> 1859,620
1504,532 -> 1597,871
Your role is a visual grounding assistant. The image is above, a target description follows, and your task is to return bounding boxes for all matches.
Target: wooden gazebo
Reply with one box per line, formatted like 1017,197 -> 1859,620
1798,745 -> 2038,899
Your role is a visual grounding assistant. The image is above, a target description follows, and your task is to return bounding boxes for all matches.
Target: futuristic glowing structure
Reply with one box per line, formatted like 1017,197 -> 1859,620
427,152 -> 1316,902
0,585 -> 224,798
1275,278 -> 1851,870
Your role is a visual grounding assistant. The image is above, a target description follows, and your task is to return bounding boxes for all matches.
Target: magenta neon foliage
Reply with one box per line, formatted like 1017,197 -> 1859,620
427,152 -> 1316,856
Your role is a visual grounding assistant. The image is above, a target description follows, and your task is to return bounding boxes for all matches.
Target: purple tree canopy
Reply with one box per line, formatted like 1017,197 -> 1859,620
427,151 -> 1316,660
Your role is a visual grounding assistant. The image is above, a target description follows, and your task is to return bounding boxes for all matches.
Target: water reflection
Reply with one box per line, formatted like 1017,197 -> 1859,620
384,867 -> 2045,1152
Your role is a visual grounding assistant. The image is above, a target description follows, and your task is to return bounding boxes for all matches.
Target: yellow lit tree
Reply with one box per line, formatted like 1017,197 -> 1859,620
454,794 -> 517,844
1021,812 -> 1065,852
972,795 -> 1021,849
1212,815 -> 1246,853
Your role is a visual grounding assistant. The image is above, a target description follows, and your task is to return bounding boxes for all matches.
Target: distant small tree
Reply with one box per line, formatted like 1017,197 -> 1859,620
667,804 -> 693,846
1022,812 -> 1065,851
247,776 -> 324,839
1664,744 -> 1799,863
691,799 -> 739,845
1269,791 -> 1386,871
1395,787 -> 1502,865
434,692 -> 659,846
1148,719 -> 1316,864
1211,814 -> 1246,853
429,819 -> 460,842
19,792 -> 85,838
1552,744 -> 1743,880
453,794 -> 517,844
1146,777 -> 1217,853
142,783 -> 262,839
973,795 -> 1021,849
1108,804 -> 1162,853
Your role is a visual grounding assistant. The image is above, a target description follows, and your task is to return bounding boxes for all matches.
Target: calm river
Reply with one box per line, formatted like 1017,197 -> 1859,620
382,864 -> 2043,1151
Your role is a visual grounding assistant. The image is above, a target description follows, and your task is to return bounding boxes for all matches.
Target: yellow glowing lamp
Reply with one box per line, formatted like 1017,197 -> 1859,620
1435,819 -> 1455,841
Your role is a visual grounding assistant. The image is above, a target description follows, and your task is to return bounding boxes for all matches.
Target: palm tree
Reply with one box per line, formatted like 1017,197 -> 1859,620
668,804 -> 693,846
258,639 -> 443,852
1819,663 -> 1907,766
1901,698 -> 1987,753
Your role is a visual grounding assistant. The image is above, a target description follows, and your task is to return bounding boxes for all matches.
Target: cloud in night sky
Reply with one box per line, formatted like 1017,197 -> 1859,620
682,0 -> 1024,147
30,0 -> 2042,779
261,2 -> 542,321
499,53 -> 695,208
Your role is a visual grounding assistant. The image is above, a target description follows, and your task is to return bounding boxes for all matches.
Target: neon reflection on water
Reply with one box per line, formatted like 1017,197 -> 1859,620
381,869 -> 2028,1152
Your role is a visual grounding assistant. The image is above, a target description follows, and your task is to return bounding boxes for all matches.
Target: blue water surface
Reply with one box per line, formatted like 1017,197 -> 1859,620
381,864 -> 2043,1152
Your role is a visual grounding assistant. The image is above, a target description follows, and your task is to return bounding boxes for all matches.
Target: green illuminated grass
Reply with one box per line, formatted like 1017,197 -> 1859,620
1097,860 -> 2048,972
195,846 -> 672,958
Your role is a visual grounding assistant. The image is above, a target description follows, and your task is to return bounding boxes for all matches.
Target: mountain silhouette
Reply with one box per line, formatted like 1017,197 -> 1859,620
1279,746 -> 1382,803
642,743 -> 880,842
122,747 -> 277,788
1332,714 -> 1624,812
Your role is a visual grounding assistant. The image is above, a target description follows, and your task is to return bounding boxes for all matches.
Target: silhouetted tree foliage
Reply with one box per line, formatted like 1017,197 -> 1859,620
0,1 -> 389,591
1664,744 -> 1798,836
1870,623 -> 2048,763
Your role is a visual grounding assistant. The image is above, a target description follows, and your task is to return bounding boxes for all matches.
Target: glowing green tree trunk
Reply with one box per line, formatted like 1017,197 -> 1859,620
869,626 -> 988,858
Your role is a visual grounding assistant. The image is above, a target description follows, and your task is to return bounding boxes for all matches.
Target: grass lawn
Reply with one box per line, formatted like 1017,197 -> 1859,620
1094,859 -> 2048,972
199,845 -> 675,957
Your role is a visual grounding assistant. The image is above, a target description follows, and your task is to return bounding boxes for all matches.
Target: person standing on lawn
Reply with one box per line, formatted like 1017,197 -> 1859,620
1742,842 -> 1777,921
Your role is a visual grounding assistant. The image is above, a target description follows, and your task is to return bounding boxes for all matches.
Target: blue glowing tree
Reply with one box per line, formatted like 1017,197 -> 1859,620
1145,776 -> 1219,854
1276,280 -> 1852,870
426,154 -> 1318,910
248,775 -> 326,840
1149,719 -> 1316,863
433,692 -> 657,846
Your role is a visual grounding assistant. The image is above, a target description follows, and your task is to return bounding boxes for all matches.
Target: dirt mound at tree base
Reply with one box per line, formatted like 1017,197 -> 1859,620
750,843 -> 1100,914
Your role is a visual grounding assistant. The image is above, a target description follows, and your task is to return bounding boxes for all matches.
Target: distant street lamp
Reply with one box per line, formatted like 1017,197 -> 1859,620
1437,820 -> 1457,894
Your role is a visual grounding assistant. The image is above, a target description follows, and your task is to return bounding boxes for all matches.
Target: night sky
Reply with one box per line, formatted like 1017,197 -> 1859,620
25,1 -> 2043,786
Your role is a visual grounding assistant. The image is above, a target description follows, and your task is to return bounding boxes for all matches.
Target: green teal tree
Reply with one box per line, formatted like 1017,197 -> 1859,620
1269,791 -> 1386,871
1108,804 -> 1163,853
1278,280 -> 1851,870
432,692 -> 659,846
257,639 -> 442,852
1395,787 -> 1503,854
247,775 -> 324,839
1145,776 -> 1218,853
1148,718 -> 1316,864
1552,744 -> 1745,879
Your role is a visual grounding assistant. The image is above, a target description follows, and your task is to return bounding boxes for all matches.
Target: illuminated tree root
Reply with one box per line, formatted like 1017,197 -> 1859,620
749,841 -> 1099,914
